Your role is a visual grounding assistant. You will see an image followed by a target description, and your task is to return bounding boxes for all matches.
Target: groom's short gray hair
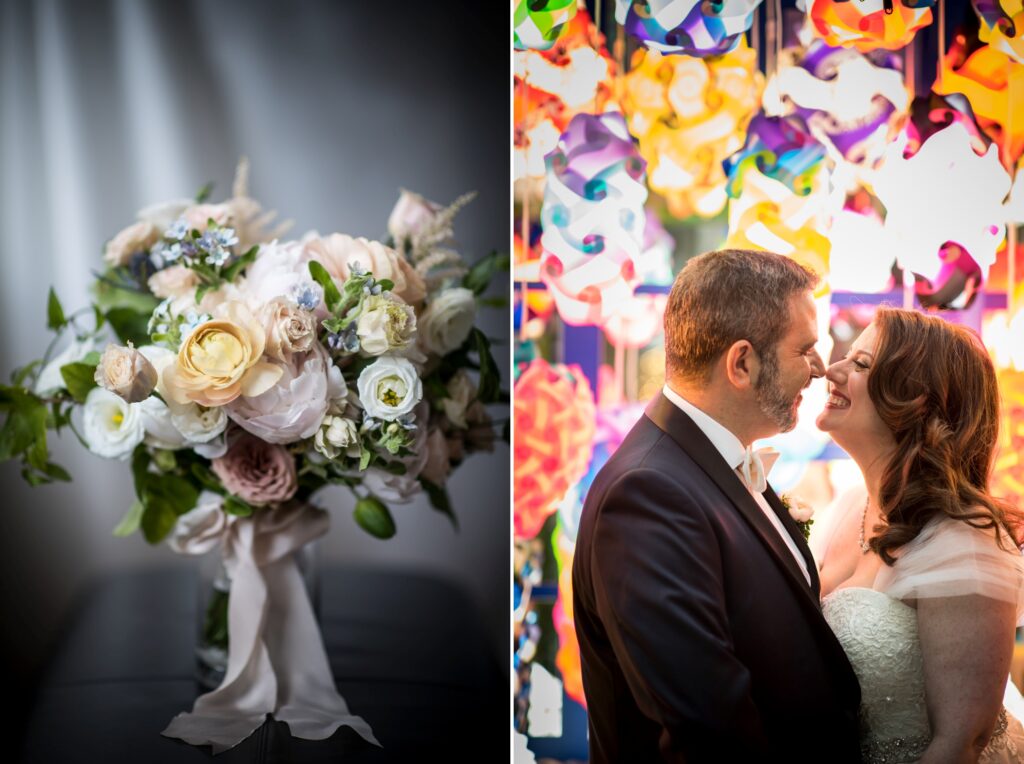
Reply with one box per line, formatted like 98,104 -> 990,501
664,249 -> 819,383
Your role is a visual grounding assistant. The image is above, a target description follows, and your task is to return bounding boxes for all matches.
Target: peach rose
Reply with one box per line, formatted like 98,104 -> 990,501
305,234 -> 426,305
148,265 -> 199,300
162,300 -> 282,406
104,221 -> 161,267
94,343 -> 158,403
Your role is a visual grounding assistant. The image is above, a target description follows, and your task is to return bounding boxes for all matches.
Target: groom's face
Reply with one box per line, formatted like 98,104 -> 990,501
753,291 -> 823,434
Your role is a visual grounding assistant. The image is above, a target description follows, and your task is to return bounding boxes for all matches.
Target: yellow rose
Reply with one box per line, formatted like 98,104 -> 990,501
163,301 -> 282,406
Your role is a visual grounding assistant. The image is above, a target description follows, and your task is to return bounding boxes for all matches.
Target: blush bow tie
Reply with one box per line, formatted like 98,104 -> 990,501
738,446 -> 780,494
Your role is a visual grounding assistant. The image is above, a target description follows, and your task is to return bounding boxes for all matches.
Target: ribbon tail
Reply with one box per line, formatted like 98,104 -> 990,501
263,555 -> 381,746
162,521 -> 277,754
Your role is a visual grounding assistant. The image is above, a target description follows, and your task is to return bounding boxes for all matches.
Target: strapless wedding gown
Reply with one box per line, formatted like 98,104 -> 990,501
823,586 -> 1024,763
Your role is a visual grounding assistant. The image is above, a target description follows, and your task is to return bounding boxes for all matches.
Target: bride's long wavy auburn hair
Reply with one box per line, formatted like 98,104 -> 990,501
867,307 -> 1024,565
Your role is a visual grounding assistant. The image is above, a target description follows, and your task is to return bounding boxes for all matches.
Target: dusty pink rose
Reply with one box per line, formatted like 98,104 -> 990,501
419,427 -> 451,486
387,189 -> 442,243
305,234 -> 426,305
104,221 -> 161,266
148,265 -> 199,300
211,431 -> 297,506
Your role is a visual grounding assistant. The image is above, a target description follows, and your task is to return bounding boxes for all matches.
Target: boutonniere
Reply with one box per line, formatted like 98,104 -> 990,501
779,493 -> 815,541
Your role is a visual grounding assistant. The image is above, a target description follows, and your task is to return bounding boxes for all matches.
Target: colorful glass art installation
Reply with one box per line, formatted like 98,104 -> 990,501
724,113 -> 827,197
974,0 -> 1024,64
808,0 -> 936,52
514,0 -> 578,51
614,0 -> 763,57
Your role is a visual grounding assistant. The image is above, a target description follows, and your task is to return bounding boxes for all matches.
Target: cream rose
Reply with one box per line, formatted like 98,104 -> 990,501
162,300 -> 283,407
313,415 -> 359,460
440,369 -> 476,429
260,298 -> 316,361
82,387 -> 146,460
418,287 -> 477,357
104,221 -> 161,267
148,265 -> 199,300
356,294 -> 416,356
356,356 -> 422,421
305,234 -> 426,305
94,343 -> 158,403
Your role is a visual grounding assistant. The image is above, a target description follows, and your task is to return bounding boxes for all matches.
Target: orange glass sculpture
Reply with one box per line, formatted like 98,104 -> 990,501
808,0 -> 935,52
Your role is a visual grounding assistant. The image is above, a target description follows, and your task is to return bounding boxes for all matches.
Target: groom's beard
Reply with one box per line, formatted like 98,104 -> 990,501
755,347 -> 798,434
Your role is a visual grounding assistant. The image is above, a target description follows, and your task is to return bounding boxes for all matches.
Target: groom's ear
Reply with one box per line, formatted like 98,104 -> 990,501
723,340 -> 757,390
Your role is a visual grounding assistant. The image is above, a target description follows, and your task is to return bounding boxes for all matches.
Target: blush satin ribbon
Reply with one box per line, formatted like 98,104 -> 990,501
162,493 -> 380,754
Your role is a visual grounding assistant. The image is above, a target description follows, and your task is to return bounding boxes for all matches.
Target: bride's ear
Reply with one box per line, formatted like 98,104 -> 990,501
724,340 -> 757,390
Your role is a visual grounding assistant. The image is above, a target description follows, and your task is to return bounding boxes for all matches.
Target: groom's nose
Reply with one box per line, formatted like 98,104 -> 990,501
808,349 -> 825,379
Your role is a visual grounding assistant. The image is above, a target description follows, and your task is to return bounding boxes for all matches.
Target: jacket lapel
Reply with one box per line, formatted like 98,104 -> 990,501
763,485 -> 822,600
644,394 -> 819,608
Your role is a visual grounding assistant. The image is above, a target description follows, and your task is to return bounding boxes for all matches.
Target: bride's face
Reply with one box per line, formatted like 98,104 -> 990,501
816,322 -> 893,450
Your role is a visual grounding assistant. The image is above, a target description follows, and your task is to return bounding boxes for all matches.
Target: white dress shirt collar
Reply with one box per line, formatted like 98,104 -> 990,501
662,384 -> 746,471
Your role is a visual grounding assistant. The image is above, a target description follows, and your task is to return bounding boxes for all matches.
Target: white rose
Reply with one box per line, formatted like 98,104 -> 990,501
418,287 -> 477,357
171,403 -> 228,445
137,396 -> 188,450
441,369 -> 476,429
356,294 -> 416,357
788,498 -> 816,524
356,356 -> 423,421
82,387 -> 146,460
35,338 -> 96,396
104,221 -> 161,267
387,189 -> 442,243
313,415 -> 359,460
94,343 -> 158,403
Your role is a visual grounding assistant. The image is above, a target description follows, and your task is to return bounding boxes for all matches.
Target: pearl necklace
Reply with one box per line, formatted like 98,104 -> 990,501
859,495 -> 872,554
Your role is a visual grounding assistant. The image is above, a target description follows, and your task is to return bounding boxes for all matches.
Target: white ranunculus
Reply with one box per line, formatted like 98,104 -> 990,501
82,387 -> 146,460
313,415 -> 359,460
441,368 -> 476,429
356,356 -> 423,421
356,294 -> 416,357
35,337 -> 96,396
137,396 -> 188,449
225,345 -> 342,444
418,287 -> 476,357
171,403 -> 228,445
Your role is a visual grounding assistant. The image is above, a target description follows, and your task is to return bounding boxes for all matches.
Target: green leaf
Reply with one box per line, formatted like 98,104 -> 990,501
59,361 -> 99,403
194,181 -> 214,203
353,496 -> 396,539
92,304 -> 106,330
224,495 -> 254,517
47,287 -> 66,330
194,283 -> 215,305
377,278 -> 394,292
222,246 -> 259,282
0,390 -> 48,460
41,461 -> 71,481
190,462 -> 226,494
11,359 -> 42,387
462,251 -> 509,296
420,478 -> 457,529
140,501 -> 178,544
308,261 -> 342,311
358,444 -> 373,471
91,276 -> 160,314
144,473 -> 199,516
105,307 -> 153,346
478,295 -> 508,308
471,328 -> 501,404
131,445 -> 151,500
113,500 -> 144,537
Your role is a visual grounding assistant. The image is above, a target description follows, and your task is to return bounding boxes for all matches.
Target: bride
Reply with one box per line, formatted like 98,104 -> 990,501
810,307 -> 1024,763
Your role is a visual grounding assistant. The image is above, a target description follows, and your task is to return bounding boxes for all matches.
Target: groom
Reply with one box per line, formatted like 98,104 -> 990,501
572,249 -> 861,762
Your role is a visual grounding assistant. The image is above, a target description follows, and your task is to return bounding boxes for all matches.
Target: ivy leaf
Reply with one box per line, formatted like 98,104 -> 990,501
462,251 -> 509,296
308,261 -> 342,312
471,328 -> 501,404
377,278 -> 394,292
420,478 -> 457,530
358,444 -> 373,471
353,496 -> 396,539
105,307 -> 153,346
47,287 -> 66,330
140,502 -> 178,545
60,361 -> 99,403
113,500 -> 145,537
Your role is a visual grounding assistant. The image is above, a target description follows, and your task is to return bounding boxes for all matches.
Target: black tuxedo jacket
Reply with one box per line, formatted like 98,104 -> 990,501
572,393 -> 862,763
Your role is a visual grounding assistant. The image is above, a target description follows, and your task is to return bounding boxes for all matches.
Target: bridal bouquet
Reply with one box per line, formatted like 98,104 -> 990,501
3,161 -> 504,538
0,161 -> 506,750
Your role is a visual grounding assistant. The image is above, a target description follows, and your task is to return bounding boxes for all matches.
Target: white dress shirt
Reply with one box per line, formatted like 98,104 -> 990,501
662,385 -> 811,585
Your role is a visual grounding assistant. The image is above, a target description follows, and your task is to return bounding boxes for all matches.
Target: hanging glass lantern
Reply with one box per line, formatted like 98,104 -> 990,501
615,0 -> 763,57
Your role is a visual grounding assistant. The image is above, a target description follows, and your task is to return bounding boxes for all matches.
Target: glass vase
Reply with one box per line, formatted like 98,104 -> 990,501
195,540 -> 321,690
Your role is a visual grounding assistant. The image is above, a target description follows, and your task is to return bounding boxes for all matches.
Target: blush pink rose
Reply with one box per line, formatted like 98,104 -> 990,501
211,431 -> 297,506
